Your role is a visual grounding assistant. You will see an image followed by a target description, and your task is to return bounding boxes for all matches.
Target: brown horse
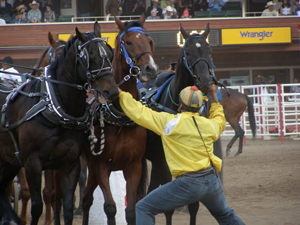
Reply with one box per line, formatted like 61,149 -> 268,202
220,88 -> 256,157
0,22 -> 118,225
81,15 -> 158,225
13,32 -> 67,225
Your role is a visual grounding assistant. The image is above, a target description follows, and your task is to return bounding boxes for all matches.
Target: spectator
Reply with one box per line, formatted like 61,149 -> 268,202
162,0 -> 177,16
106,0 -> 120,18
290,77 -> 300,99
279,0 -> 292,15
43,4 -> 55,22
181,3 -> 192,18
194,0 -> 208,11
41,0 -> 60,18
0,56 -> 22,85
147,8 -> 160,19
12,10 -> 28,23
135,0 -> 146,15
13,0 -> 29,15
207,0 -> 224,12
178,0 -> 193,17
122,0 -> 139,17
163,5 -> 177,18
27,0 -> 42,23
292,0 -> 300,15
0,18 -> 6,24
261,1 -> 278,16
16,4 -> 28,21
161,0 -> 175,9
0,0 -> 13,17
146,0 -> 163,19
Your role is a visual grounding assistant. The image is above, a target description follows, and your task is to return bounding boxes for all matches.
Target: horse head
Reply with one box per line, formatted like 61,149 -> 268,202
75,22 -> 119,102
179,23 -> 212,94
114,15 -> 158,84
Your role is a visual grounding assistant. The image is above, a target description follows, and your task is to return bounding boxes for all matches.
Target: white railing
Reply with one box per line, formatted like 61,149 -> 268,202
221,83 -> 300,143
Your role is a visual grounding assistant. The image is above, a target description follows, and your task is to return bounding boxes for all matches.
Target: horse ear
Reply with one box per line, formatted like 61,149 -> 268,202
149,37 -> 155,53
139,14 -> 145,26
48,32 -> 56,47
180,24 -> 190,40
115,16 -> 125,31
202,23 -> 210,39
94,21 -> 102,38
75,27 -> 86,42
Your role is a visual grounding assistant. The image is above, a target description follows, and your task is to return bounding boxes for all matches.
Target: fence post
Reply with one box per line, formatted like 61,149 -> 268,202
277,83 -> 284,144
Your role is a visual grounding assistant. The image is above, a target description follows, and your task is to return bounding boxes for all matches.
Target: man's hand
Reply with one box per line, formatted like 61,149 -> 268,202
210,84 -> 218,103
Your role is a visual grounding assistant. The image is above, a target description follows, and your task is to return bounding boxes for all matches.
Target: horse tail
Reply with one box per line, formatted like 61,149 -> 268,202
137,157 -> 148,201
245,95 -> 256,138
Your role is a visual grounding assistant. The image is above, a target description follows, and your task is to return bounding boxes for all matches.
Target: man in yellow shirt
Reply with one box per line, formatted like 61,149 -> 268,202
118,84 -> 245,224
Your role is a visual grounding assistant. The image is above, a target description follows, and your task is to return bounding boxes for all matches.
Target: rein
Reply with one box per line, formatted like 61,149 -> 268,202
117,27 -> 151,87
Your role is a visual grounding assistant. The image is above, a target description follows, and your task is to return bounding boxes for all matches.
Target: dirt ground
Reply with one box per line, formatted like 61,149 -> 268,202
15,138 -> 300,225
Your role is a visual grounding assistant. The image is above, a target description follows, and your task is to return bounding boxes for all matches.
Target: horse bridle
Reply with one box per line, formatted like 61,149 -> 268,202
117,26 -> 151,87
76,32 -> 114,90
182,35 -> 217,87
47,42 -> 66,65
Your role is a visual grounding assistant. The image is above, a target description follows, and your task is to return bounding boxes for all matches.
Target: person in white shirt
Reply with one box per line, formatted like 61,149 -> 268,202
0,56 -> 23,85
261,1 -> 278,16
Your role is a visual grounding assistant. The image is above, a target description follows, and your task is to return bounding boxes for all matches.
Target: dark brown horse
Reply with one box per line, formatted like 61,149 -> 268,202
0,22 -> 118,225
81,15 -> 158,225
144,23 -> 223,225
13,31 -> 67,225
220,88 -> 256,157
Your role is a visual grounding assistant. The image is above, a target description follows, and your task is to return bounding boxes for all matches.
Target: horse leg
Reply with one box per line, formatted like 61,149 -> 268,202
24,160 -> 43,225
60,160 -> 81,225
225,120 -> 240,157
43,170 -> 53,225
188,202 -> 199,225
100,173 -> 117,225
53,171 -> 62,225
234,124 -> 245,157
0,163 -> 20,225
17,168 -> 30,225
81,168 -> 98,225
148,161 -> 174,225
74,157 -> 87,216
123,163 -> 143,225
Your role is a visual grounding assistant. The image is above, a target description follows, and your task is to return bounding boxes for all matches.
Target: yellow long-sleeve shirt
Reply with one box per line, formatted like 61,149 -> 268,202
119,91 -> 226,178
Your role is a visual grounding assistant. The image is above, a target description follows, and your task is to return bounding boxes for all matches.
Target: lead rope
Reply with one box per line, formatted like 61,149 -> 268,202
90,111 -> 106,156
192,116 -> 217,176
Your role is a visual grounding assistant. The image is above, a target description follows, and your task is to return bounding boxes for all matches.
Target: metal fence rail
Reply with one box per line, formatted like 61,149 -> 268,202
221,84 -> 300,143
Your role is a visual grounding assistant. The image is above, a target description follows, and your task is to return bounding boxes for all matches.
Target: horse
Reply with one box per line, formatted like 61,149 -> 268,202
81,15 -> 158,225
144,23 -> 223,225
219,88 -> 256,157
0,22 -> 118,225
12,31 -> 67,225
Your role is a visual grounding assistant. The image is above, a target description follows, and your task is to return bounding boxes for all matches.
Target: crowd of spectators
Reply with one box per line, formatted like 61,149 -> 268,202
0,0 -> 59,24
1,0 -> 299,25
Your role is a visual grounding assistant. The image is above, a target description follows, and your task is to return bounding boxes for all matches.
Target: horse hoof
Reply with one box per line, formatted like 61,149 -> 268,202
234,152 -> 242,157
226,150 -> 231,157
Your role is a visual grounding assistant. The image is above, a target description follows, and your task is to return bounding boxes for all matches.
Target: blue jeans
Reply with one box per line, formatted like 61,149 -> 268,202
136,170 -> 245,225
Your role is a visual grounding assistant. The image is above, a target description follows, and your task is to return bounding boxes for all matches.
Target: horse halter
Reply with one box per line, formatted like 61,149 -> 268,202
47,43 -> 65,65
118,27 -> 151,86
182,36 -> 217,87
76,32 -> 113,89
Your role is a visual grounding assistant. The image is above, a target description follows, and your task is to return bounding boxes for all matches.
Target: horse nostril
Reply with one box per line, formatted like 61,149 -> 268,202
146,65 -> 151,73
103,90 -> 110,97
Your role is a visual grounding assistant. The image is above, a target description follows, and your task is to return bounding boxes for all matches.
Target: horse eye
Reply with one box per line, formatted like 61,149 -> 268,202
149,40 -> 152,45
125,41 -> 132,45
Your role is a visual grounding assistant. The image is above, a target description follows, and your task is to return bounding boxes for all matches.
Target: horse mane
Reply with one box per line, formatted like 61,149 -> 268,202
32,49 -> 48,75
50,35 -> 78,78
